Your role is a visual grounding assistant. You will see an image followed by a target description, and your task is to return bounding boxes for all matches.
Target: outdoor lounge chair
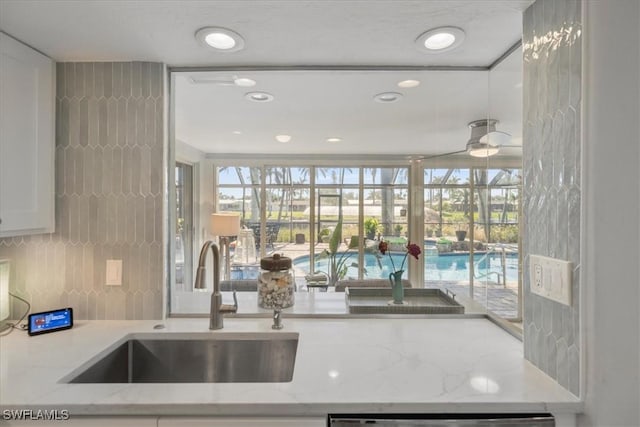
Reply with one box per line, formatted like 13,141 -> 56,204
245,222 -> 281,250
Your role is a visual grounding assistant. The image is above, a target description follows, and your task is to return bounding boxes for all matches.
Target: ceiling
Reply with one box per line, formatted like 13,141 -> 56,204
0,0 -> 531,157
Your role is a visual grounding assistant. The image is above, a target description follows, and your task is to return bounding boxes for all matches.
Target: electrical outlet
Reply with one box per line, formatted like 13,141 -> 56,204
533,264 -> 543,291
106,260 -> 122,286
529,254 -> 572,306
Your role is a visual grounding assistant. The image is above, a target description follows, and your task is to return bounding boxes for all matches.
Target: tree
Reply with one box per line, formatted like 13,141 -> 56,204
380,168 -> 394,235
474,169 -> 490,241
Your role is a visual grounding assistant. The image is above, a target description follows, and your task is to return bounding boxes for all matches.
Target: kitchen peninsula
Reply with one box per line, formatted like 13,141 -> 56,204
1,313 -> 581,426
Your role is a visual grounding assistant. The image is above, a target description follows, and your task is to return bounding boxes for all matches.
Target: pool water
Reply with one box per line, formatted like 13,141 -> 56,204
292,251 -> 519,283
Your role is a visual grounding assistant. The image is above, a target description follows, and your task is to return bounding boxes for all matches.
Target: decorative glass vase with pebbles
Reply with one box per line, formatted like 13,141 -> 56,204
258,254 -> 295,309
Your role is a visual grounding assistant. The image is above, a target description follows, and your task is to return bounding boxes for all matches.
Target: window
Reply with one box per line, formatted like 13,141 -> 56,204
215,164 -> 411,287
171,160 -> 522,322
424,167 -> 522,320
175,162 -> 194,291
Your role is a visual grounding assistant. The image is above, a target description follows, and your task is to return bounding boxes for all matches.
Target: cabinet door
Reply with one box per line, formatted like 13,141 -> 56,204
158,416 -> 326,427
0,33 -> 55,237
4,417 -> 158,427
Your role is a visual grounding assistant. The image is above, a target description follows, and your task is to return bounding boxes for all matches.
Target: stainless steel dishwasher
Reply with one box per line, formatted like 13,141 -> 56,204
328,413 -> 555,426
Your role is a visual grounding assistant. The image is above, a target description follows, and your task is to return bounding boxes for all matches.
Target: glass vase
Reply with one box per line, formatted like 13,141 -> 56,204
389,270 -> 404,304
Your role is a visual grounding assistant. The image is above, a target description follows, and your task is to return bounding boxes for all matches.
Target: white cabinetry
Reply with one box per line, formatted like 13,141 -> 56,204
5,416 -> 326,426
5,417 -> 158,427
0,33 -> 55,238
158,416 -> 326,427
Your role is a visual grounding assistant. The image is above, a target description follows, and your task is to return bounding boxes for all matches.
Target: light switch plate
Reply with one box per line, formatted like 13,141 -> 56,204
529,254 -> 572,306
106,259 -> 122,286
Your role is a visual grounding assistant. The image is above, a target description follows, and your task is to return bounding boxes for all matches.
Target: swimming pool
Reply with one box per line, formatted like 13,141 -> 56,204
292,251 -> 519,283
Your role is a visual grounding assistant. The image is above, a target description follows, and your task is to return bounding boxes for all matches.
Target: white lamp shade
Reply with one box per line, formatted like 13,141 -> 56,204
211,213 -> 241,237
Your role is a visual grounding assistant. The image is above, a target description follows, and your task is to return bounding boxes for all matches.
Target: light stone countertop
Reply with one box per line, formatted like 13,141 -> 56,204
171,289 -> 490,317
0,315 -> 581,418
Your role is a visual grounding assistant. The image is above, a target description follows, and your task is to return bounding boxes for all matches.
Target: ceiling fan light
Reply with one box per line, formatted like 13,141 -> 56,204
467,141 -> 500,158
465,119 -> 510,157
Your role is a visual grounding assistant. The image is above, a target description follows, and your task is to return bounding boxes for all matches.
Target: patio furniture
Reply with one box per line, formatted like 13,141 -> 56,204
245,222 -> 281,250
304,272 -> 329,292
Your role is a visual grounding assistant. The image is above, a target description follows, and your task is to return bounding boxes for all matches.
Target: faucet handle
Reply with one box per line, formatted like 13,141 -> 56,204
231,290 -> 238,310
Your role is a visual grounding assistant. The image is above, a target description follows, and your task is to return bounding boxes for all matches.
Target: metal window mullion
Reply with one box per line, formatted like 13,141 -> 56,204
517,183 -> 523,321
183,163 -> 194,291
358,168 -> 364,279
260,165 -> 266,257
409,160 -> 424,288
309,166 -> 316,275
469,168 -> 475,300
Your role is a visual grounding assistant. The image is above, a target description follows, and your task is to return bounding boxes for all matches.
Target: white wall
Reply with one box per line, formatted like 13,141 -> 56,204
581,0 -> 640,425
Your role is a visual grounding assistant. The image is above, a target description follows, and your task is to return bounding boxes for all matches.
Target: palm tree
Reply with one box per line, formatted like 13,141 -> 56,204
474,169 -> 490,241
364,167 -> 408,236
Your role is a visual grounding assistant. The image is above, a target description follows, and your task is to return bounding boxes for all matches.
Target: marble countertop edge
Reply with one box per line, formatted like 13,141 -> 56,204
0,401 -> 583,417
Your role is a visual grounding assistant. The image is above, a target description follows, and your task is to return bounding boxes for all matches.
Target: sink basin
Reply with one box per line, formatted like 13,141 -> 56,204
66,332 -> 299,383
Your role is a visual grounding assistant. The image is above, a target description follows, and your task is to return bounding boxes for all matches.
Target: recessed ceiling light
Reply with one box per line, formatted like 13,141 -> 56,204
326,137 -> 342,143
232,130 -> 242,135
398,79 -> 420,88
244,91 -> 274,102
275,134 -> 291,143
374,92 -> 403,103
195,27 -> 245,52
234,77 -> 256,87
416,27 -> 465,53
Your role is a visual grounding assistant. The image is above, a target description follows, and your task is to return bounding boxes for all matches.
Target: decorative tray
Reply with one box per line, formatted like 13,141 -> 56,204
345,287 -> 464,314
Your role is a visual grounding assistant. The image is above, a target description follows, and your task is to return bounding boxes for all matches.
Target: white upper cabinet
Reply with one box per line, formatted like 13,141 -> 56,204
0,33 -> 55,237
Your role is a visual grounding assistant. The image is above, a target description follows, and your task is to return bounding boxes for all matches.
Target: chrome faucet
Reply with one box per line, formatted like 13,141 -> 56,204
272,308 -> 283,330
194,241 -> 238,330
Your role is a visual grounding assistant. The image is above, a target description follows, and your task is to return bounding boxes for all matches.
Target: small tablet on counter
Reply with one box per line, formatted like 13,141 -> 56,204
28,307 -> 73,336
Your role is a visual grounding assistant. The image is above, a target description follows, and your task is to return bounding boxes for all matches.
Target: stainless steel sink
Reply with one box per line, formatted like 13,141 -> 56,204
66,332 -> 299,383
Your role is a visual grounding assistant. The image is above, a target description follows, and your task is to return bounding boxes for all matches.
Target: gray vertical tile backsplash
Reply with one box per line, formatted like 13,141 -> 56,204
523,0 -> 581,395
0,62 -> 164,320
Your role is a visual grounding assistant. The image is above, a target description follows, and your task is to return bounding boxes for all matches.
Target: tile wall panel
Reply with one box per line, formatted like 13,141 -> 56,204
0,62 -> 164,320
522,0 -> 581,395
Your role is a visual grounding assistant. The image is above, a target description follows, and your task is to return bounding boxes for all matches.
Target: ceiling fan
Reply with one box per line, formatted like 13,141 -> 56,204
420,119 -> 522,160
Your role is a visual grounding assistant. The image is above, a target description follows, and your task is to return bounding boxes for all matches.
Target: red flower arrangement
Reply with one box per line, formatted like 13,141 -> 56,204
378,240 -> 422,273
